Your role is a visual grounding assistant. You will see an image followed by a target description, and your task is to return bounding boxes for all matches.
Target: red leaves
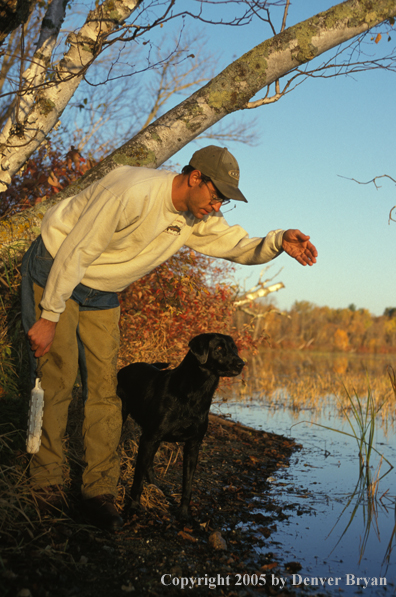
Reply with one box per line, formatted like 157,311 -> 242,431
118,248 -> 253,365
0,143 -> 96,218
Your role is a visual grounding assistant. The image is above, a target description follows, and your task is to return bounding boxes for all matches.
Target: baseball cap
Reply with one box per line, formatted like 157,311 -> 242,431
189,145 -> 248,203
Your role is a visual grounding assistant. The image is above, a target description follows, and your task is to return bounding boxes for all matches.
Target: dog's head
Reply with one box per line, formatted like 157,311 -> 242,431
188,333 -> 245,377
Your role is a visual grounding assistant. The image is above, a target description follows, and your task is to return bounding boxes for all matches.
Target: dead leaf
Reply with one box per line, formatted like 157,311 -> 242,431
177,531 -> 197,542
47,172 -> 61,189
209,530 -> 227,550
261,562 -> 278,571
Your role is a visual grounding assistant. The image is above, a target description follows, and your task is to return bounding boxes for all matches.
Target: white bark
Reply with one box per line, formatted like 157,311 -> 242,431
0,0 -> 143,191
234,283 -> 285,307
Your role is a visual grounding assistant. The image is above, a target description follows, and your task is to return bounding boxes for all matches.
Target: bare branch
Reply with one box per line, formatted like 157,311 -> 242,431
339,174 -> 396,225
280,0 -> 290,33
60,30 -> 256,157
247,0 -> 290,108
338,174 -> 396,189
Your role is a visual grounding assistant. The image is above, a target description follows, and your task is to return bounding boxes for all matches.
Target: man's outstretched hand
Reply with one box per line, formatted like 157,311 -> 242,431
282,229 -> 318,266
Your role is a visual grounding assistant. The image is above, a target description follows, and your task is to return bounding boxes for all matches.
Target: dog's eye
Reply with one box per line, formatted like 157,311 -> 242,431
216,345 -> 224,351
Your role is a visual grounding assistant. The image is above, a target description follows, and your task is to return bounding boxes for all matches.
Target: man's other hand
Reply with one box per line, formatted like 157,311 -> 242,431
27,318 -> 57,357
282,229 -> 318,266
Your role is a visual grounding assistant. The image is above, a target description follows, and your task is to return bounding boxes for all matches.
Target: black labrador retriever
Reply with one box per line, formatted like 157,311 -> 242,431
117,333 -> 245,520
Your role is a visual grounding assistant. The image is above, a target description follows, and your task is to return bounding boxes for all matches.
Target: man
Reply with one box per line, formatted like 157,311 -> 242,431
22,145 -> 317,531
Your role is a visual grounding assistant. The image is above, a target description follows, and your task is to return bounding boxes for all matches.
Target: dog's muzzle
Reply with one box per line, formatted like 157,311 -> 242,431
223,358 -> 245,377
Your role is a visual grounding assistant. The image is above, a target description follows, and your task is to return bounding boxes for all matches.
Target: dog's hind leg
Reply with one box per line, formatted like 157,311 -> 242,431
179,439 -> 201,521
145,462 -> 155,485
130,434 -> 160,507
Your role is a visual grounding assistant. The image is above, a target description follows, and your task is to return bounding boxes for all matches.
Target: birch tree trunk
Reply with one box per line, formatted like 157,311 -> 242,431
1,0 -> 395,263
0,0 -> 144,191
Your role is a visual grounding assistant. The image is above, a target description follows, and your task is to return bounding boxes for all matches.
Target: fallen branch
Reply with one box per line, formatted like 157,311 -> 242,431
234,282 -> 284,307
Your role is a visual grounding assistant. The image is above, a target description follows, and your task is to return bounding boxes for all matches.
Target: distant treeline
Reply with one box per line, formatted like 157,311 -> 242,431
240,301 -> 396,353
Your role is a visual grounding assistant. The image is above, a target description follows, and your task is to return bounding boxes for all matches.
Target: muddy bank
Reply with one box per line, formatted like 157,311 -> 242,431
2,414 -> 303,597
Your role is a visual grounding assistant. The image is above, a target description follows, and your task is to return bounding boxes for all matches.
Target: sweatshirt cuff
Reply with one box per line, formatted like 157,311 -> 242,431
274,229 -> 285,252
40,309 -> 61,323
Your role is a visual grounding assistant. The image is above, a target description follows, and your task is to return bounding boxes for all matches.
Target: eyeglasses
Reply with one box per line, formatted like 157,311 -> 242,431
204,182 -> 231,207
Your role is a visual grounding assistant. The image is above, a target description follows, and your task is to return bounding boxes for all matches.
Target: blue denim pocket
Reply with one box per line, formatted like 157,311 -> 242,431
72,283 -> 120,311
30,237 -> 53,288
22,236 -> 119,310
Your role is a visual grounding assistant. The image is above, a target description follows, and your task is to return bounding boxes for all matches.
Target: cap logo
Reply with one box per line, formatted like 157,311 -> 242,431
228,169 -> 239,181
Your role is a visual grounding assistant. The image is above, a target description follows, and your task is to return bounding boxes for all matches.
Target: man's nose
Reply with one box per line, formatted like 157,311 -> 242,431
211,202 -> 222,212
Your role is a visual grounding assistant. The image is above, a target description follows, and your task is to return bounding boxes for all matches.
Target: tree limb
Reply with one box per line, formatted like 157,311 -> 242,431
1,0 -> 396,260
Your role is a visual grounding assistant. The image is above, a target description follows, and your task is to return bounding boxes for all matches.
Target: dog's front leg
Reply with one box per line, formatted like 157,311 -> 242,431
130,434 -> 160,508
179,439 -> 201,521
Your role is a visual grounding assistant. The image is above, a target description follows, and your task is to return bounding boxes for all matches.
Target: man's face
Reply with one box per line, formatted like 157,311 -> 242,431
186,175 -> 223,220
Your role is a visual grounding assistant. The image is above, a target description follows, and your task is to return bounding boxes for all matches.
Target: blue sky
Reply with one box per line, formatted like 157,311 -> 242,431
167,1 -> 396,316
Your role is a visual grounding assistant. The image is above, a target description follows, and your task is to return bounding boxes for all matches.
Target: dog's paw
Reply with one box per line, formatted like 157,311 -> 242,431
130,498 -> 143,509
124,499 -> 143,517
176,506 -> 193,523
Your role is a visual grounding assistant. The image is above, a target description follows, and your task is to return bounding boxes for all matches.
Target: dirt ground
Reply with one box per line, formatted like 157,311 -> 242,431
1,413 -> 306,597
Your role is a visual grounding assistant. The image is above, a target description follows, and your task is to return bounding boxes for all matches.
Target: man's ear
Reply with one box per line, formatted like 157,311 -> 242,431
189,170 -> 202,187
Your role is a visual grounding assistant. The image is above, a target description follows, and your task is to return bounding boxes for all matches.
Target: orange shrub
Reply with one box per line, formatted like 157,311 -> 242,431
118,247 -> 255,366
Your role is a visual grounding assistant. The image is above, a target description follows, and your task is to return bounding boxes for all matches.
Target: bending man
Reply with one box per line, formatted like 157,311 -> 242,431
22,145 -> 317,531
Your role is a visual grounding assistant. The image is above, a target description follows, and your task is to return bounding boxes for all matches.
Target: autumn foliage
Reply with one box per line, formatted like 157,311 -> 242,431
254,300 -> 396,353
0,143 -> 95,217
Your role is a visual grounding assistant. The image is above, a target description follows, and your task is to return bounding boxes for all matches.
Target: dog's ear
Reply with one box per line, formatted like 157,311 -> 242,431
188,336 -> 209,364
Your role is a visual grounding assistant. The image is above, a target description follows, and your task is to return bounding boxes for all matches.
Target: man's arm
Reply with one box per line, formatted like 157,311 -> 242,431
187,214 -> 317,267
282,229 -> 317,266
27,318 -> 57,358
186,213 -> 284,264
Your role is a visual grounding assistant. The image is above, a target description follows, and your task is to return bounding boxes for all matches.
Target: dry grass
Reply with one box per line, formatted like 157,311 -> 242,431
0,428 -> 58,548
222,349 -> 396,431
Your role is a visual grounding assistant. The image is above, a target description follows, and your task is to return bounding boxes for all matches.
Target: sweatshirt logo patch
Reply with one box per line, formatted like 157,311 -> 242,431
165,224 -> 182,236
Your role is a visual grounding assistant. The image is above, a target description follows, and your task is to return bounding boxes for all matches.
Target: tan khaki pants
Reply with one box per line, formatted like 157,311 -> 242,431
30,283 -> 122,499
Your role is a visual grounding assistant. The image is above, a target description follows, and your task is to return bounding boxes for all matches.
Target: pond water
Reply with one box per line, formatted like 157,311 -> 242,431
214,351 -> 396,595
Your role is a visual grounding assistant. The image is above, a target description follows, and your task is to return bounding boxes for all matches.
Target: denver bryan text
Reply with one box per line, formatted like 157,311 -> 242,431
292,574 -> 387,589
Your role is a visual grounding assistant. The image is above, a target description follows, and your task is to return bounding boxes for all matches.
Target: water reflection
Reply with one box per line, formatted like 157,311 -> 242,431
220,350 -> 396,433
329,456 -> 394,568
214,350 -> 396,595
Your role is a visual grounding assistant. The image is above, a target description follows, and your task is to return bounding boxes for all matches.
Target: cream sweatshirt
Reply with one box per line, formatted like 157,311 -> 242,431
40,166 -> 284,322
